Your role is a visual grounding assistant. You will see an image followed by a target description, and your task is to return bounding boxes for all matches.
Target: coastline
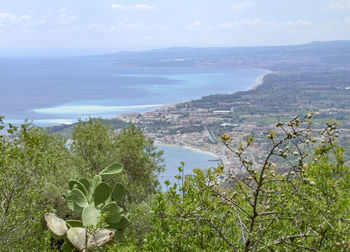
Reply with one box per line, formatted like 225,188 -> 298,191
121,68 -> 272,162
155,141 -> 221,160
148,69 -> 272,165
150,68 -> 272,114
248,69 -> 272,91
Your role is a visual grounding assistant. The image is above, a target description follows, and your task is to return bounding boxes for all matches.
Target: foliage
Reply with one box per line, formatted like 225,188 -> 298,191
114,124 -> 164,202
143,115 -> 350,251
71,118 -> 114,175
107,196 -> 156,250
71,119 -> 164,203
0,116 -> 163,251
45,162 -> 130,251
0,118 -> 57,251
21,126 -> 77,218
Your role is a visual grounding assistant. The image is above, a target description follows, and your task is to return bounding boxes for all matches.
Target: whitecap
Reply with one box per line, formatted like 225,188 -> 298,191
3,118 -> 76,126
31,104 -> 163,115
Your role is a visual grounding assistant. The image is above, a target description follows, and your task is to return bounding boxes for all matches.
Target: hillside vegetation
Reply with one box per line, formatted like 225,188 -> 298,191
1,114 -> 350,251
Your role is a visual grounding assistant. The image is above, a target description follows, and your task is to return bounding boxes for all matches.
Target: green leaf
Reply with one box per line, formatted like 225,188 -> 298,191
102,202 -> 121,224
45,213 -> 68,237
91,175 -> 102,192
114,230 -> 124,241
109,215 -> 130,230
67,227 -> 86,251
94,182 -> 111,207
99,163 -> 123,176
61,241 -> 75,252
70,189 -> 88,208
82,205 -> 101,227
65,194 -> 74,211
68,179 -> 88,196
79,178 -> 90,194
89,175 -> 102,204
112,183 -> 125,203
66,220 -> 83,228
66,194 -> 84,214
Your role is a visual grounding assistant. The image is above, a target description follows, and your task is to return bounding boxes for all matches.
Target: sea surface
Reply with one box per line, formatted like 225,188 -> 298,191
157,145 -> 220,187
0,56 -> 267,185
0,57 -> 267,125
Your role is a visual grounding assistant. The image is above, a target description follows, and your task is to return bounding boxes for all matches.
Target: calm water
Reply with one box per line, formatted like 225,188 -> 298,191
0,56 -> 266,182
0,57 -> 267,125
157,145 -> 220,188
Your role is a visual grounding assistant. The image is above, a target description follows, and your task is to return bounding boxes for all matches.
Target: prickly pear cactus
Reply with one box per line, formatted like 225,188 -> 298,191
45,163 -> 129,251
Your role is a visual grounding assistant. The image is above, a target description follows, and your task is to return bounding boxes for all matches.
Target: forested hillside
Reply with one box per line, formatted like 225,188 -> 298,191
1,114 -> 350,251
2,41 -> 350,251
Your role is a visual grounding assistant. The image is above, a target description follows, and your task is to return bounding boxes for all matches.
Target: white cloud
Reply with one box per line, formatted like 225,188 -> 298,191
111,4 -> 155,10
80,22 -> 168,33
0,13 -> 32,24
39,9 -> 79,25
234,18 -> 263,25
217,22 -> 233,29
110,22 -> 145,31
231,1 -> 254,11
344,17 -> 350,23
233,18 -> 312,27
185,21 -> 201,30
287,20 -> 312,26
327,0 -> 350,10
208,19 -> 312,31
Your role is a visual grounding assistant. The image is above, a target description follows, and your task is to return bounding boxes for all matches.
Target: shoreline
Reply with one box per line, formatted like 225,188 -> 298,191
150,69 -> 271,163
149,68 -> 272,114
155,141 -> 221,160
5,68 -> 271,127
248,69 -> 272,91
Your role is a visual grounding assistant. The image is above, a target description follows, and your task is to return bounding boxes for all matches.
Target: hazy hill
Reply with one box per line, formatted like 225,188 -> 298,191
94,40 -> 350,70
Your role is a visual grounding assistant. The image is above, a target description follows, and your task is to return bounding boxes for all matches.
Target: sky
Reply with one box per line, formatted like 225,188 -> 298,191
0,0 -> 350,55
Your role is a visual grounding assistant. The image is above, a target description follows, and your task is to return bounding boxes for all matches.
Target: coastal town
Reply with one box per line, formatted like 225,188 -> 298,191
116,73 -> 276,175
116,69 -> 350,174
118,106 -> 254,174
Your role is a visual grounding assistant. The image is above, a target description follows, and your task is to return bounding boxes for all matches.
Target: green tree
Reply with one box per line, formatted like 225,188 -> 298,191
70,119 -> 164,249
0,119 -> 57,250
71,118 -> 164,203
143,115 -> 350,251
71,118 -> 114,175
114,124 -> 164,202
21,125 -> 78,218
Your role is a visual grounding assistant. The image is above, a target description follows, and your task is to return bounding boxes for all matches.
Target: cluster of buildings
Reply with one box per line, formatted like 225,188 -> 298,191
117,103 -> 276,175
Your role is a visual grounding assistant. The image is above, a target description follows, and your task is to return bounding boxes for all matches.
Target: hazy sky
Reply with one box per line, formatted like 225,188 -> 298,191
1,0 -> 350,53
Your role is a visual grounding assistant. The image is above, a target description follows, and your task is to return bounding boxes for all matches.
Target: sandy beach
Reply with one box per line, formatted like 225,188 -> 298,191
155,141 -> 221,160
248,69 -> 272,90
119,69 -> 272,162
146,69 -> 272,115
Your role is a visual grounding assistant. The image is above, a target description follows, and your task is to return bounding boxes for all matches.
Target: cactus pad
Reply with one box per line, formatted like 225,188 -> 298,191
87,229 -> 115,250
102,202 -> 121,224
112,183 -> 125,203
68,179 -> 88,196
44,213 -> 68,237
94,182 -> 111,207
67,227 -> 86,251
82,205 -> 101,227
99,162 -> 123,176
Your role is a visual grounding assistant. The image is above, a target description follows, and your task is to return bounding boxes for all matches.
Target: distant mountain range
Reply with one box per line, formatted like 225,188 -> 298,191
93,40 -> 350,70
49,40 -> 350,160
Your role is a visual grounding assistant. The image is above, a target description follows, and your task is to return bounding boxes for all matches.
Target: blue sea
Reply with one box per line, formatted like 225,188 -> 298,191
0,56 -> 267,185
157,145 -> 220,187
0,57 -> 267,125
